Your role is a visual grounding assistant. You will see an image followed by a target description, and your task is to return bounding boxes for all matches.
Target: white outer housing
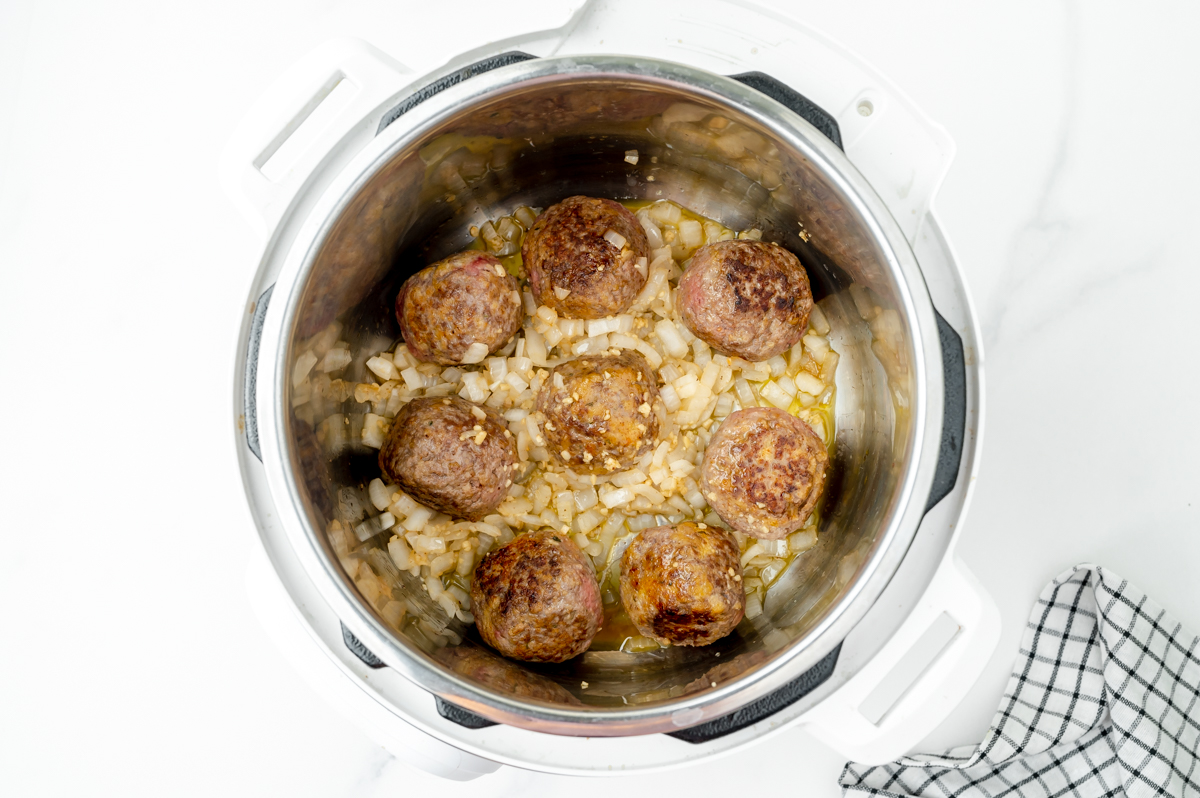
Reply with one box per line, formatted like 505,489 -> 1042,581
227,0 -> 998,779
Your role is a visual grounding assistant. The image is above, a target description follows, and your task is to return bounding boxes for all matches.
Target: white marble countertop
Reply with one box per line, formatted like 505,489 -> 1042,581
1,0 -> 1197,794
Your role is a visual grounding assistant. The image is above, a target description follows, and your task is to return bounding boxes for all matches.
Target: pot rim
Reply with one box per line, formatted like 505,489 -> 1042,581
255,54 -> 945,735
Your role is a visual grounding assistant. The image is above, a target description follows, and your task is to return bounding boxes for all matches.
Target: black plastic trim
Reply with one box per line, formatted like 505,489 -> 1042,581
376,51 -> 537,135
243,285 -> 274,461
667,643 -> 841,743
728,71 -> 843,150
924,310 -> 966,513
341,622 -> 387,669
435,697 -> 498,729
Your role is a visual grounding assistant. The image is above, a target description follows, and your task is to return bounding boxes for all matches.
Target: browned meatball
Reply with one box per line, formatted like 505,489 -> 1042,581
396,251 -> 523,365
619,522 -> 745,647
700,407 -> 828,539
537,351 -> 660,473
435,645 -> 581,704
677,240 -> 813,362
470,530 -> 603,663
522,196 -> 649,319
378,396 -> 517,521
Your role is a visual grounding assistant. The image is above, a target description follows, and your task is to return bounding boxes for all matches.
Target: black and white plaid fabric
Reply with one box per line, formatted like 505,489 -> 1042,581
840,565 -> 1200,798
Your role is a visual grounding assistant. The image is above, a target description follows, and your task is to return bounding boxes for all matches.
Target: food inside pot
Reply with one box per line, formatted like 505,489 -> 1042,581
292,193 -> 840,667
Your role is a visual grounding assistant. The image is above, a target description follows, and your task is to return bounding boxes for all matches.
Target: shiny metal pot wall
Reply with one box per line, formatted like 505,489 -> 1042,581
256,55 -> 956,737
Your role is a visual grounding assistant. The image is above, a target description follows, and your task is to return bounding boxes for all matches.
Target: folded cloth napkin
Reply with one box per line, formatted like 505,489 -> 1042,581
840,565 -> 1200,798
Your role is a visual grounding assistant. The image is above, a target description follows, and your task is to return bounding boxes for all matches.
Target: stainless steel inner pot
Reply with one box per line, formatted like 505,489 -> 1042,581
264,56 -> 951,737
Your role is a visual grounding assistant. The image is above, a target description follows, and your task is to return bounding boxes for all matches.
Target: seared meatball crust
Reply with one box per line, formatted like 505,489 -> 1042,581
522,196 -> 649,319
396,250 -> 523,365
537,351 -> 661,473
470,530 -> 603,663
678,240 -> 813,362
620,522 -> 745,647
700,406 -> 828,539
378,396 -> 517,521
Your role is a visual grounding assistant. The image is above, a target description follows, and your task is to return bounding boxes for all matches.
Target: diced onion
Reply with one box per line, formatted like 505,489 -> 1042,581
788,529 -> 817,553
366,356 -> 400,381
678,220 -> 703,250
802,333 -> 830,360
808,303 -> 831,335
460,342 -> 489,364
603,230 -> 627,250
600,486 -> 634,509
368,479 -> 395,511
322,348 -> 352,373
387,536 -> 413,570
655,319 -> 689,359
587,317 -> 621,336
795,372 -> 825,396
362,414 -> 389,448
292,350 -> 317,388
760,381 -> 793,409
402,506 -> 433,532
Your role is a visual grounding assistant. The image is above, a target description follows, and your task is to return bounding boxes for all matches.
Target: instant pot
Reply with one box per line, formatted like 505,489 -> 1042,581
224,0 -> 998,779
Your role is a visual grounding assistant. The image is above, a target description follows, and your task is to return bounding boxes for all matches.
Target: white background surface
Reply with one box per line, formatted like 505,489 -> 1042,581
2,0 -> 1198,795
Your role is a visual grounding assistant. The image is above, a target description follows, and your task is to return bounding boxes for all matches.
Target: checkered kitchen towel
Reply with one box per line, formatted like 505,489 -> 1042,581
841,565 -> 1200,798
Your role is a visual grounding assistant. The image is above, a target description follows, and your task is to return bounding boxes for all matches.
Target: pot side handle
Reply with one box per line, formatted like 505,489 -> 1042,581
926,308 -> 967,513
219,38 -> 411,239
797,553 -> 1000,765
727,71 -> 844,149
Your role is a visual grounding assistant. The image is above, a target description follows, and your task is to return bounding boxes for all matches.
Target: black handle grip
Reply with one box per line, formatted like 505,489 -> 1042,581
668,643 -> 841,744
377,51 -> 537,135
727,71 -> 843,150
243,285 -> 274,461
924,309 -> 967,513
341,622 -> 387,669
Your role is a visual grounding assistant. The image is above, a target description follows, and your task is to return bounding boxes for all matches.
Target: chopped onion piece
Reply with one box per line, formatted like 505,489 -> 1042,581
795,372 -> 825,396
624,149 -> 639,164
802,333 -> 830,360
459,373 -> 490,403
660,384 -> 682,413
634,340 -> 664,368
402,506 -> 433,532
655,319 -> 689,359
553,286 -> 571,300
600,486 -> 634,509
292,350 -> 318,388
788,529 -> 817,553
368,478 -> 395,511
387,536 -> 413,570
760,381 -> 793,409
575,508 -> 604,534
639,215 -> 664,248
362,414 -> 389,448
587,317 -> 621,336
603,229 -> 628,250
609,333 -> 639,351
460,342 -> 489,364
524,327 -> 548,365
678,220 -> 703,249
808,303 -> 831,335
321,348 -> 352,373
